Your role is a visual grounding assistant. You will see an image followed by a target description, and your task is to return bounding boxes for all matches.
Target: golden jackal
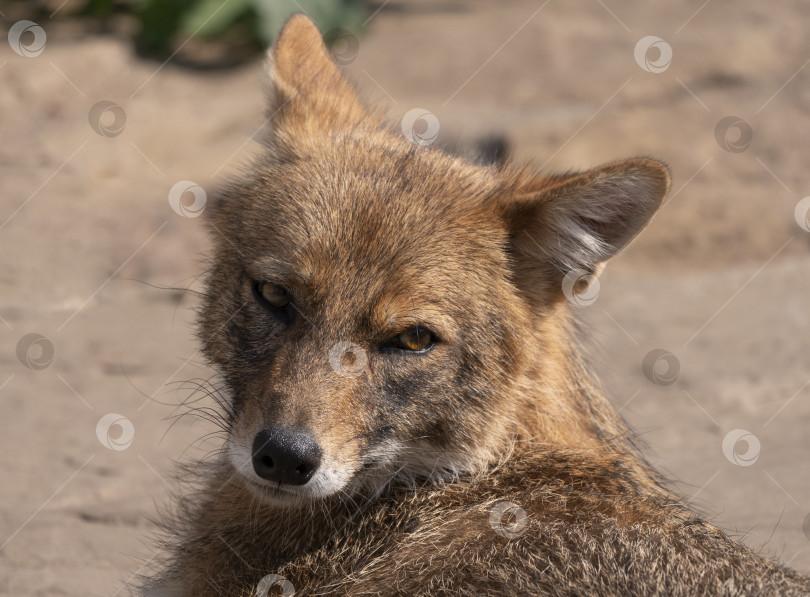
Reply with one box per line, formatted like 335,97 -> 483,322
142,15 -> 810,597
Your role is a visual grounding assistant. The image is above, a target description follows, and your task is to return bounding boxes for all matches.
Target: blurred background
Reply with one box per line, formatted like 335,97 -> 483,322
1,0 -> 809,594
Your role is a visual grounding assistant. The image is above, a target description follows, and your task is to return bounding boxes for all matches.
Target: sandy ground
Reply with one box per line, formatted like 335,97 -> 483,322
1,0 -> 809,594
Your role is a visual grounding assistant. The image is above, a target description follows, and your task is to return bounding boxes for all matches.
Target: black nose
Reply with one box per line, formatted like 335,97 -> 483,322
251,427 -> 322,486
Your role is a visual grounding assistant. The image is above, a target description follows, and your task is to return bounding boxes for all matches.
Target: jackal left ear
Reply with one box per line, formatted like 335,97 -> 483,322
499,158 -> 670,293
263,14 -> 371,138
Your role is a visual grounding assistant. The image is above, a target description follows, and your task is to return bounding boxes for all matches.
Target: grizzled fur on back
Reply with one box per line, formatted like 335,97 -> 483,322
140,15 -> 810,597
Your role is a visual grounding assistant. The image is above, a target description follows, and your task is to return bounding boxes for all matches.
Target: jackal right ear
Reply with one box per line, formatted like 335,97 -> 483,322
263,15 -> 371,139
498,158 -> 670,301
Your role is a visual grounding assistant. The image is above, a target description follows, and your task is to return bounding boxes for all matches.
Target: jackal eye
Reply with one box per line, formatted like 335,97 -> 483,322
392,327 -> 435,352
254,282 -> 291,309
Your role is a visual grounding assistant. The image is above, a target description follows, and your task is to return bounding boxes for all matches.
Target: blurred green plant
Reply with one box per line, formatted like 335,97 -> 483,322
80,0 -> 367,58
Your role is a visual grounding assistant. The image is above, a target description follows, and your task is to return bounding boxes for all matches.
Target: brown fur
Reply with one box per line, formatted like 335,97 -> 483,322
140,15 -> 810,596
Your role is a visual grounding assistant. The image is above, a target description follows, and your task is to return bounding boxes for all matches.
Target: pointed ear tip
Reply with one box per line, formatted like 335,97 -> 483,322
282,13 -> 319,31
648,160 -> 672,198
622,157 -> 672,197
270,13 -> 323,62
276,13 -> 321,44
268,13 -> 331,87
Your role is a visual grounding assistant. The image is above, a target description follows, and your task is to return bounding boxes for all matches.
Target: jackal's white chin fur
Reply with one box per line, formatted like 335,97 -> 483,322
227,436 -> 490,507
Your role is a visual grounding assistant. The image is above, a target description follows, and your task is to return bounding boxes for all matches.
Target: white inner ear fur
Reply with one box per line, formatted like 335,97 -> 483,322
538,171 -> 664,275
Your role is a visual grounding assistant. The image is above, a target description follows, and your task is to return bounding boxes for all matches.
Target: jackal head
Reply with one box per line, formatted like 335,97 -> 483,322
199,15 -> 669,506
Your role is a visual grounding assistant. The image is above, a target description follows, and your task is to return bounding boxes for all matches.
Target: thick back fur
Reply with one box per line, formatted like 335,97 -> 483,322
140,15 -> 810,596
